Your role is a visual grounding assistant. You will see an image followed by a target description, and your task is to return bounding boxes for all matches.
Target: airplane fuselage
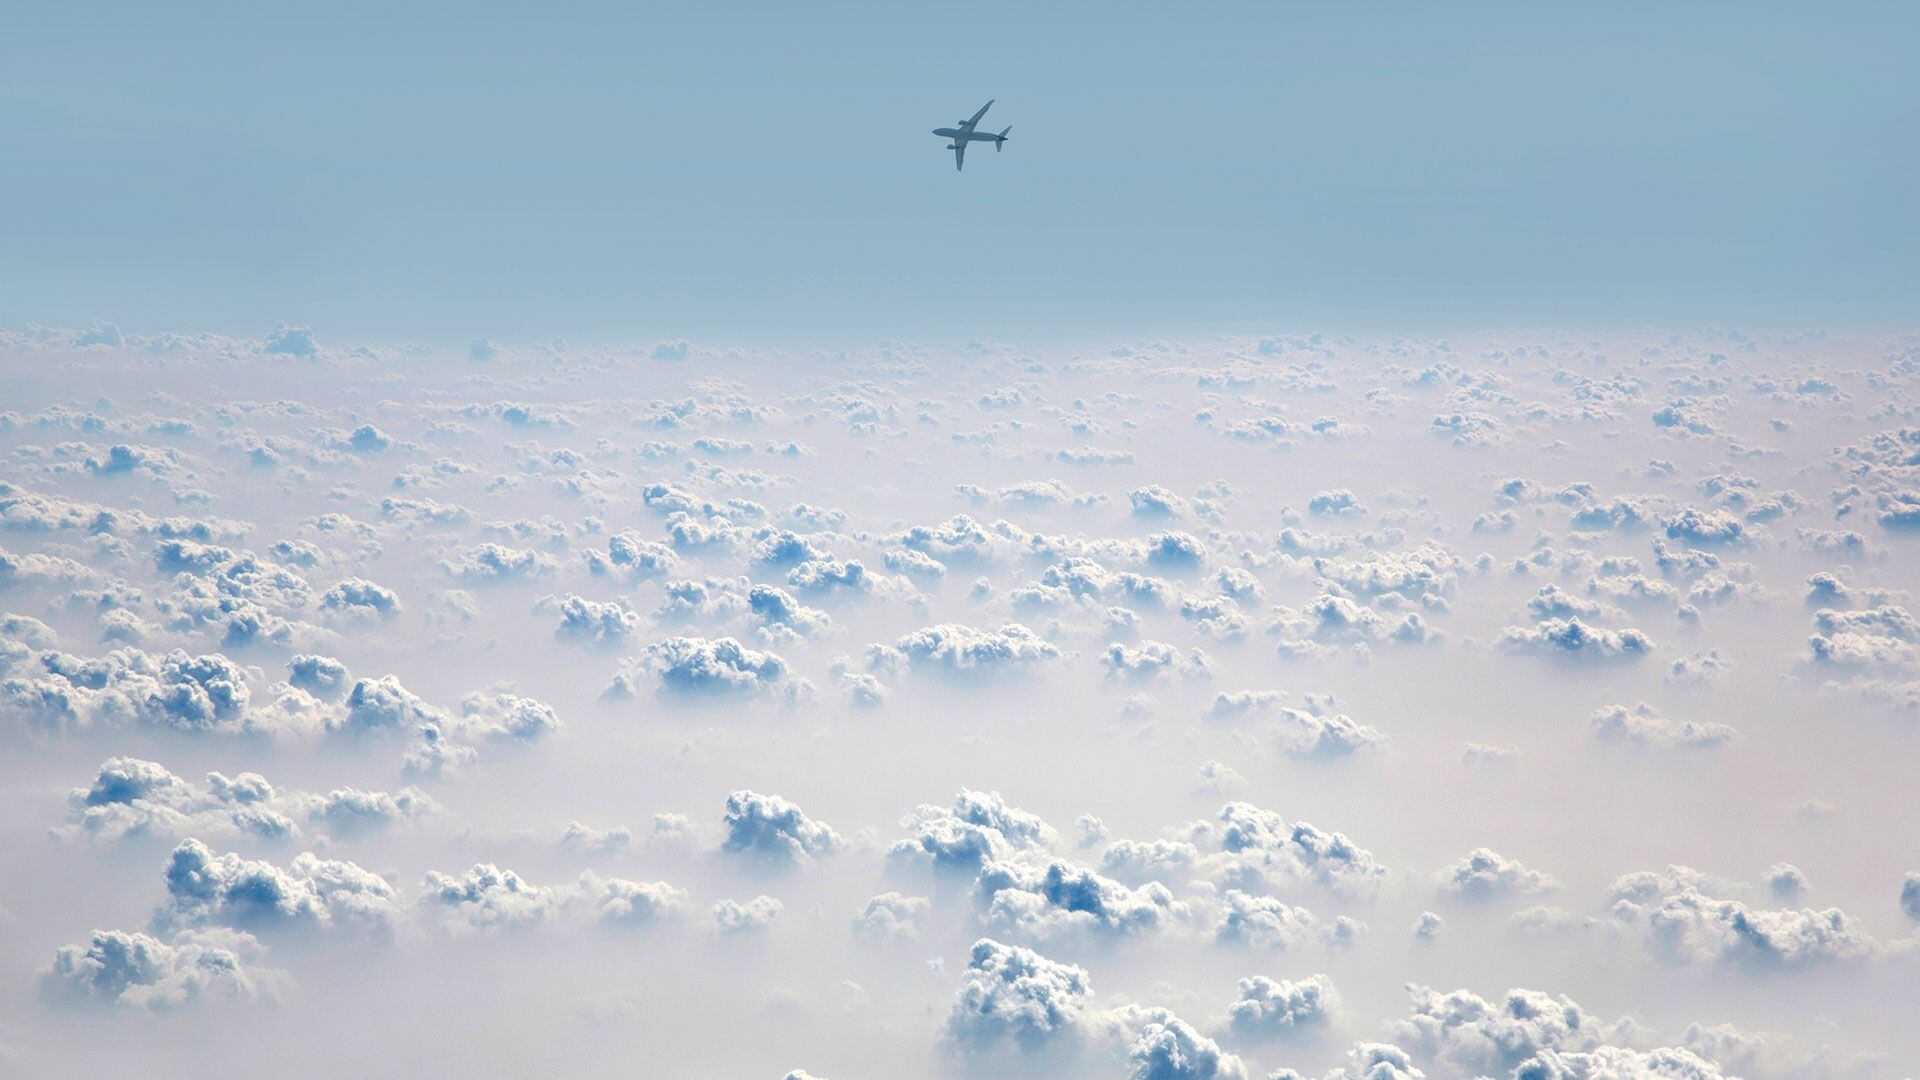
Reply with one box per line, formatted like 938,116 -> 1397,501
931,128 -> 1002,142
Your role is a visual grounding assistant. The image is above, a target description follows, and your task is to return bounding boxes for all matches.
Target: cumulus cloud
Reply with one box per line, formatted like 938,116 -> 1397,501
946,937 -> 1095,1053
1268,593 -> 1434,657
440,542 -> 555,582
587,530 -> 680,581
423,863 -> 559,932
3,646 -> 261,734
1438,848 -> 1561,900
1606,868 -> 1880,967
747,583 -> 831,642
1123,1015 -> 1249,1079
711,895 -> 783,934
1306,544 -> 1460,599
1512,1045 -> 1727,1079
1389,983 -> 1640,1075
1017,557 -> 1178,612
547,594 -> 642,645
1272,706 -> 1385,759
1221,973 -> 1337,1040
853,892 -> 931,941
1807,605 -> 1918,668
43,927 -> 282,1011
1190,802 -> 1388,895
1589,703 -> 1735,749
58,756 -> 432,844
975,858 -> 1187,940
287,653 -> 351,699
615,636 -> 796,698
1662,507 -> 1753,547
1498,618 -> 1655,662
891,789 -> 1056,872
157,839 -> 400,939
1100,640 -> 1212,681
868,622 -> 1059,676
1128,485 -> 1190,519
1270,1042 -> 1426,1080
1212,890 -> 1335,950
720,790 -> 842,864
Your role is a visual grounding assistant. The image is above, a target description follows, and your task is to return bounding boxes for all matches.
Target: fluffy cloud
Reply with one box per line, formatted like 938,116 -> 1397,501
946,938 -> 1096,1053
3,646 -> 259,734
1100,640 -> 1212,681
891,789 -> 1056,872
1589,703 -> 1735,749
548,594 -> 642,645
1212,890 -> 1337,950
455,689 -> 560,742
158,839 -> 400,939
1438,848 -> 1561,900
712,895 -> 783,934
869,622 -> 1060,675
1306,545 -> 1460,599
1498,619 -> 1655,662
1221,973 -> 1337,1039
1017,557 -> 1176,611
1270,1042 -> 1426,1080
1267,594 -> 1433,655
43,927 -> 282,1010
592,877 -> 688,926
748,583 -> 831,642
1807,605 -> 1919,668
440,543 -> 555,582
1389,984 -> 1639,1074
1268,706 -> 1385,759
58,756 -> 432,843
1607,869 -> 1879,966
1128,485 -> 1190,518
319,577 -> 401,617
287,653 -> 351,699
588,530 -> 680,580
976,858 -> 1187,939
1513,1046 -> 1726,1079
617,636 -> 796,697
423,863 -> 558,932
852,892 -> 931,941
720,790 -> 842,864
1193,802 -> 1388,894
1124,1016 -> 1249,1079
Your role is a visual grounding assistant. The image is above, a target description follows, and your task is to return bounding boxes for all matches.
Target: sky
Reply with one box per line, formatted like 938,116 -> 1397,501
4,2 -> 1917,344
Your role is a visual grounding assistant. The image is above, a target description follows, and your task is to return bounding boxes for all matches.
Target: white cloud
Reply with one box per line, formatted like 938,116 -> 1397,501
1221,973 -> 1337,1040
43,927 -> 283,1011
720,790 -> 842,864
1438,848 -> 1561,900
945,937 -> 1095,1053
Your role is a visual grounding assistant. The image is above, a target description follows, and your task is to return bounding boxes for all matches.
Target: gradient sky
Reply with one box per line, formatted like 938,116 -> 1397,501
4,1 -> 1915,343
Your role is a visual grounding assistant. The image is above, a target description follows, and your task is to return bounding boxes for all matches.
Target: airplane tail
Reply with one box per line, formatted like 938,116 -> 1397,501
996,125 -> 1011,150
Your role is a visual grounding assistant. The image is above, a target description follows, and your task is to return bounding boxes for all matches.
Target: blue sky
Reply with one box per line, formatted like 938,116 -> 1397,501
4,1 -> 1914,344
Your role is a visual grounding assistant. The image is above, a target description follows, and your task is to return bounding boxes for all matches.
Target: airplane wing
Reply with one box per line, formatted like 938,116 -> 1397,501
956,99 -> 993,135
952,140 -> 966,171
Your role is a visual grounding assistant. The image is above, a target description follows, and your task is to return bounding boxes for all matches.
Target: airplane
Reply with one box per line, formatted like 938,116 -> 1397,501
932,100 -> 1011,172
